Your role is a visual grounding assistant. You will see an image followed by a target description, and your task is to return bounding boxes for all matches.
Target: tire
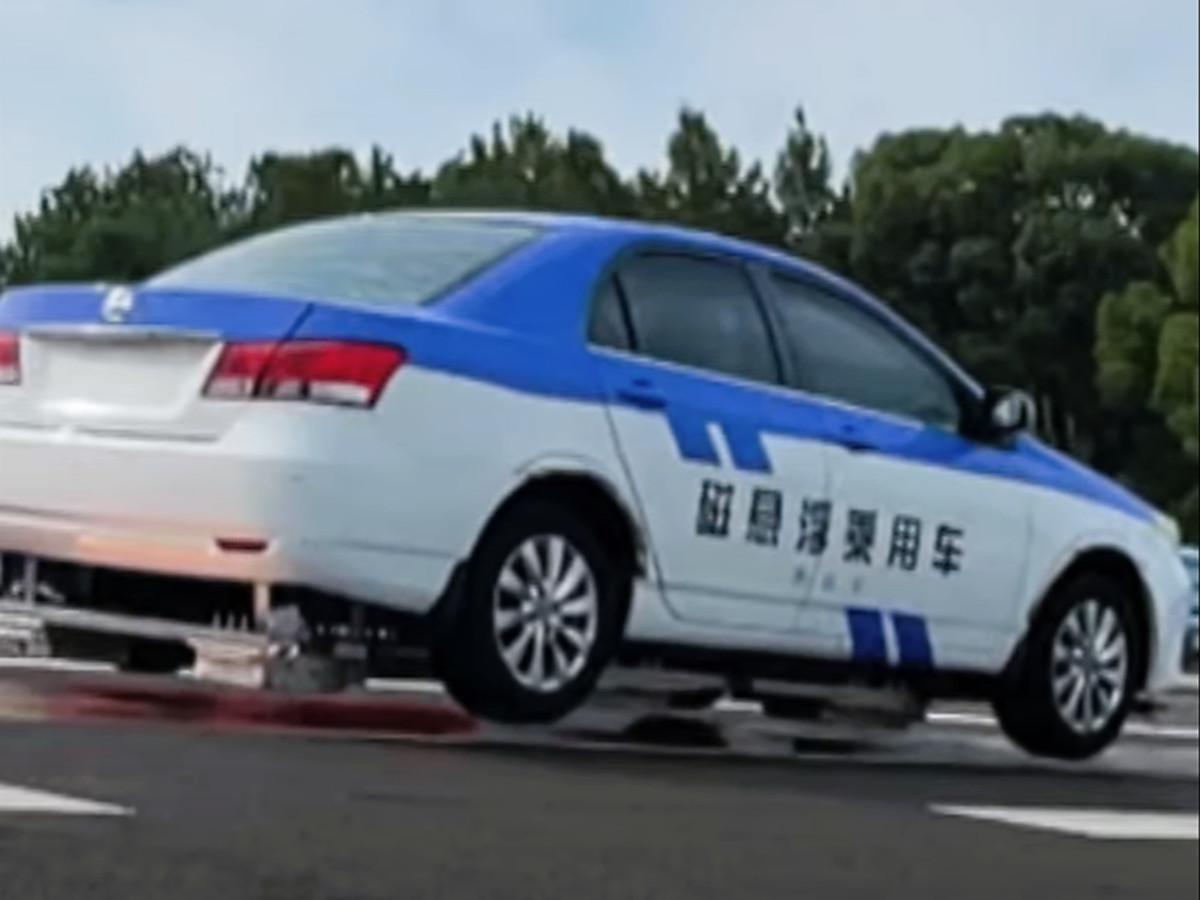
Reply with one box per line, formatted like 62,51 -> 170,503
434,498 -> 629,725
993,572 -> 1144,761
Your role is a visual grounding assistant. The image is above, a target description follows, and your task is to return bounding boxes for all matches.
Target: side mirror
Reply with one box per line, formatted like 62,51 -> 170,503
984,387 -> 1037,438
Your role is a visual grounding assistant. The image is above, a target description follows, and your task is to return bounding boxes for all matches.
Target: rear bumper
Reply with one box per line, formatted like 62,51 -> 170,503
0,423 -> 454,615
1,504 -> 301,585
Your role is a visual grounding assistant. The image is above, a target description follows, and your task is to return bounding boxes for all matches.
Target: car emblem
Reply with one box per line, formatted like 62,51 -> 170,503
101,286 -> 135,324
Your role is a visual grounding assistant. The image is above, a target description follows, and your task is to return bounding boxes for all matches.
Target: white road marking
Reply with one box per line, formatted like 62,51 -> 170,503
366,677 -> 445,694
928,710 -> 1199,742
714,697 -> 762,714
0,781 -> 132,816
932,805 -> 1199,841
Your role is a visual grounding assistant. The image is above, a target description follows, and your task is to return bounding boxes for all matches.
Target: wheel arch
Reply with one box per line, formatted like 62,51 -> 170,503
426,458 -> 649,725
428,453 -> 650,641
477,462 -> 648,581
1018,544 -> 1155,691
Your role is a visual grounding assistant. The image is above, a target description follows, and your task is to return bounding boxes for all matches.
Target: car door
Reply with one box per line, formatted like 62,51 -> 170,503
588,251 -> 836,633
766,271 -> 1035,672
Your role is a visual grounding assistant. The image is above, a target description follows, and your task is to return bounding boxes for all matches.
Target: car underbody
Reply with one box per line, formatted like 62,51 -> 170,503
0,552 -> 1008,731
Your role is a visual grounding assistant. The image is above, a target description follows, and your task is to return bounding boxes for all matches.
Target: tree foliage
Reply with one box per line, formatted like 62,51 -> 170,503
2,107 -> 1196,537
1097,199 -> 1200,535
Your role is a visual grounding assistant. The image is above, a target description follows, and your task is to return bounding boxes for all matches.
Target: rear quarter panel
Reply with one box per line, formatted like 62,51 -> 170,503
360,362 -> 636,566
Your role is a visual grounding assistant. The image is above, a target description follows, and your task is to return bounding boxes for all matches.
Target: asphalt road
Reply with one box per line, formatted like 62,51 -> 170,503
1,704 -> 1197,900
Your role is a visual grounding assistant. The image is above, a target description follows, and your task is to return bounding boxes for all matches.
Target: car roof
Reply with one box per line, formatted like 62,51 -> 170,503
362,209 -> 887,308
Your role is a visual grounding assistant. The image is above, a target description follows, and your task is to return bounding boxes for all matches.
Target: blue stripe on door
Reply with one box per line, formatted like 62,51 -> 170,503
890,612 -> 935,669
661,409 -> 775,474
846,607 -> 889,664
665,412 -> 721,466
720,421 -> 773,473
845,608 -> 936,670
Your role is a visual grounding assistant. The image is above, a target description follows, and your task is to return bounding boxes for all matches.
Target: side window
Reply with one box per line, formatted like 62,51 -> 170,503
587,276 -> 633,351
616,253 -> 779,385
771,275 -> 961,428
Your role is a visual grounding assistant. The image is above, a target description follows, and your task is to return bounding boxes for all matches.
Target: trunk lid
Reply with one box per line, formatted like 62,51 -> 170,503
0,284 -> 313,440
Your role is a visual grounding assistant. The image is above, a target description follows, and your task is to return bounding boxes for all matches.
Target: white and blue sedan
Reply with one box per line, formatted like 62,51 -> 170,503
0,211 -> 1193,760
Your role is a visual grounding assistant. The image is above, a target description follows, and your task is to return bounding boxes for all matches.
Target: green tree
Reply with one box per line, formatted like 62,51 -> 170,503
3,148 -> 238,285
241,147 -> 430,235
773,107 -> 851,271
634,108 -> 786,246
432,114 -> 634,215
773,108 -> 837,235
1097,198 -> 1200,538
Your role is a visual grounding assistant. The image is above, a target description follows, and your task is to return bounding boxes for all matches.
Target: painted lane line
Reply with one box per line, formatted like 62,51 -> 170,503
366,678 -> 445,694
0,782 -> 133,816
932,805 -> 1199,841
714,698 -> 763,714
928,710 -> 1199,742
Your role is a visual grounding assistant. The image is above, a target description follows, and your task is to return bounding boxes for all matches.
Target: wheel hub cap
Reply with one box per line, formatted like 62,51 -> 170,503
492,534 -> 600,694
1051,599 -> 1129,736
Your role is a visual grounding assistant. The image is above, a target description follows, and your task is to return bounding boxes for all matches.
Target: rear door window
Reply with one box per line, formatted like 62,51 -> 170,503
614,253 -> 780,386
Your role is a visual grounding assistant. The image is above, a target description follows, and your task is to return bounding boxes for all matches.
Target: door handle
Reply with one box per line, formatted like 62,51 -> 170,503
616,378 -> 667,411
833,426 -> 880,453
617,387 -> 667,411
837,438 -> 878,453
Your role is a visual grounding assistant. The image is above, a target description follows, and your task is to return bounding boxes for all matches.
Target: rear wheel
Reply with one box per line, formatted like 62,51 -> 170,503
434,498 -> 629,725
994,572 -> 1143,761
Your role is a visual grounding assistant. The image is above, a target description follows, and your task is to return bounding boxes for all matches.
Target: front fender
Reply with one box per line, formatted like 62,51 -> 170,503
1011,523 -> 1191,691
1021,529 -> 1146,625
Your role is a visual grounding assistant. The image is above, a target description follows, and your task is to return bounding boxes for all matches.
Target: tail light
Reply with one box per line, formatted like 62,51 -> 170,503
0,331 -> 20,386
203,340 -> 406,408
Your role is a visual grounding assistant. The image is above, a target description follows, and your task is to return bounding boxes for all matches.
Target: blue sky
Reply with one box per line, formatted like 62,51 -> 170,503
1,0 -> 1197,233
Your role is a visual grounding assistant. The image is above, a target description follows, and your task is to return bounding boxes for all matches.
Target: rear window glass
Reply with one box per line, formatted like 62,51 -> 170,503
146,214 -> 543,306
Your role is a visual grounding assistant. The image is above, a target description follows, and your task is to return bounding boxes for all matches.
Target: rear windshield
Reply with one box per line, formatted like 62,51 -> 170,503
146,214 -> 543,306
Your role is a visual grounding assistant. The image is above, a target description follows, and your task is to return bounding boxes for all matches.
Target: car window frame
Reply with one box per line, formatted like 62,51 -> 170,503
585,241 -> 793,391
758,264 -> 976,434
586,273 -> 637,352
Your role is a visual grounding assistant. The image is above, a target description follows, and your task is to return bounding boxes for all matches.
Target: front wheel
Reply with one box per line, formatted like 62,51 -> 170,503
993,572 -> 1143,761
434,498 -> 629,725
